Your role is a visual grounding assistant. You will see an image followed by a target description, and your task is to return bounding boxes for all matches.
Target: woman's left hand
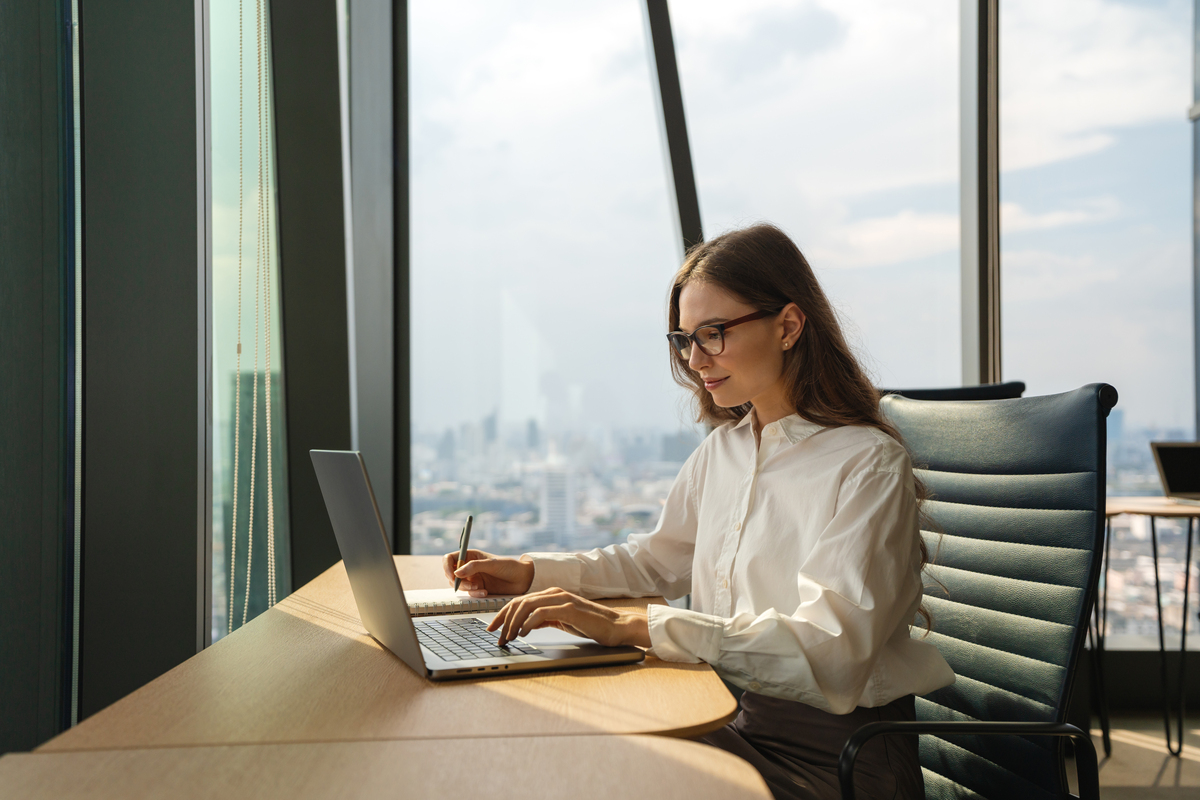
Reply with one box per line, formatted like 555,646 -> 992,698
487,588 -> 652,649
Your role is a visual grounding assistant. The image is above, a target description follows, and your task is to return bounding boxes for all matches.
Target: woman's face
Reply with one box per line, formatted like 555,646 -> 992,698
676,281 -> 804,416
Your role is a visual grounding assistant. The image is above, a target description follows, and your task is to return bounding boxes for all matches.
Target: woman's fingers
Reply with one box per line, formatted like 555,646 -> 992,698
489,593 -> 647,648
497,595 -> 531,644
486,603 -> 511,633
496,591 -> 554,644
452,557 -> 495,592
492,590 -> 611,645
519,603 -> 578,637
444,548 -> 487,586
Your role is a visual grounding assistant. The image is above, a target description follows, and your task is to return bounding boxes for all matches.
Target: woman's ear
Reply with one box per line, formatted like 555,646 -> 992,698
780,302 -> 806,348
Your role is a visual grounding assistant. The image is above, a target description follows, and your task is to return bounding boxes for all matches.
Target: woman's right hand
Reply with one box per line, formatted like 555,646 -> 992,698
443,549 -> 535,597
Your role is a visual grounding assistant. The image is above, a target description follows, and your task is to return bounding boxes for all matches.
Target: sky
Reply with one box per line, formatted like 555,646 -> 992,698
405,0 -> 1194,434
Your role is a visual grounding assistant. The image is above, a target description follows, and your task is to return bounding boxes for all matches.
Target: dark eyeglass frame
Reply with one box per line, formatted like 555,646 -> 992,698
666,309 -> 779,359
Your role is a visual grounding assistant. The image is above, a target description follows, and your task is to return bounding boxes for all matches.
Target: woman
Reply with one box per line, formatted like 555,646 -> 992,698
444,223 -> 954,800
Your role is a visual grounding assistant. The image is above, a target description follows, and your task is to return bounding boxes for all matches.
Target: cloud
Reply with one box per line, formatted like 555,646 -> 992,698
1000,196 -> 1121,233
802,196 -> 1119,270
808,210 -> 958,269
674,0 -> 960,203
1001,250 -> 1118,303
1000,0 -> 1190,171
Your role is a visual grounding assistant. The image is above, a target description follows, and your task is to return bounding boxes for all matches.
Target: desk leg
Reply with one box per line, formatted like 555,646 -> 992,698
1150,516 -> 1187,756
1090,516 -> 1113,757
1177,519 -> 1193,755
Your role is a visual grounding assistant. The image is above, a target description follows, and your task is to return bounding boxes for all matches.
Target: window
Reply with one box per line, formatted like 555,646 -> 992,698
1000,0 -> 1195,647
408,0 -> 689,556
210,0 -> 291,639
672,0 -> 961,389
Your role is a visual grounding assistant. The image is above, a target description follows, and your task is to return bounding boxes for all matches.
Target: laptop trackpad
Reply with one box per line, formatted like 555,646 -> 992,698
521,627 -> 594,647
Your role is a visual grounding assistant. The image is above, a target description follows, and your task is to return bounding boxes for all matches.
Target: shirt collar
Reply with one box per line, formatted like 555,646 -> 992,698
732,409 -> 824,444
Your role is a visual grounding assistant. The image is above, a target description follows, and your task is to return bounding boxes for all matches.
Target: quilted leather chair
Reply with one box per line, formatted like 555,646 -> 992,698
877,381 -> 1026,402
839,383 -> 1117,800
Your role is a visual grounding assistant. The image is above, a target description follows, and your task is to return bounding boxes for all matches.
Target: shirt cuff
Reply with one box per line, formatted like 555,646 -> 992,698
646,603 -> 723,664
523,552 -> 583,594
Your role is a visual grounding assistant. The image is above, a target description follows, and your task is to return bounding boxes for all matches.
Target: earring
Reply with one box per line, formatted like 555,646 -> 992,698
783,342 -> 790,349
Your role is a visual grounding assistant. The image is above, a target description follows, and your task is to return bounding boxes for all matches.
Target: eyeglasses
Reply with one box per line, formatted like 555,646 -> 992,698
666,309 -> 778,359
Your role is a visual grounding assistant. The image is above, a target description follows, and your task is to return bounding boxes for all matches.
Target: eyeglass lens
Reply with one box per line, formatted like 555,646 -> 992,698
669,326 -> 724,358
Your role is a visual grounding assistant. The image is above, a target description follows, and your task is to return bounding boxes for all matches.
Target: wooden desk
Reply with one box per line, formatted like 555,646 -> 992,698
40,557 -> 737,751
2,735 -> 771,799
1107,495 -> 1200,518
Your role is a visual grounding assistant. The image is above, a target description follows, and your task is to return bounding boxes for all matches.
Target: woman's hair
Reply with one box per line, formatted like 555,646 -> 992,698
667,222 -> 934,632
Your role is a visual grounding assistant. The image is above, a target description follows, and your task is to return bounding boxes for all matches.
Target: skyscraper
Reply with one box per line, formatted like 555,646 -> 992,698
540,462 -> 575,549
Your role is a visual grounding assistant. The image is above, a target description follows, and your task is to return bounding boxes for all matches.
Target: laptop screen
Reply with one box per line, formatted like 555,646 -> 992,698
1155,444 -> 1200,495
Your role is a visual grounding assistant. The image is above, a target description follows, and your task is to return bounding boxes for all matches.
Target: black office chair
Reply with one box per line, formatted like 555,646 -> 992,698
877,381 -> 1026,402
839,383 -> 1117,800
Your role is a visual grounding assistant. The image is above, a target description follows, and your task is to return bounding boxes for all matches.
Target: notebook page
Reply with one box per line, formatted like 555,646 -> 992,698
404,588 -> 518,616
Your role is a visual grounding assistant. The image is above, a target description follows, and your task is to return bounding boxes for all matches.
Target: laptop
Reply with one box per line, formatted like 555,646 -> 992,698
1150,442 -> 1200,506
309,449 -> 645,680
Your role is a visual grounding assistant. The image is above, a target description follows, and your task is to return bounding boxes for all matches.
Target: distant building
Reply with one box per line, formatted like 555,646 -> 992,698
1107,408 -> 1124,446
621,433 -> 656,465
437,428 -> 456,461
526,418 -> 540,450
540,462 -> 575,548
662,429 -> 701,463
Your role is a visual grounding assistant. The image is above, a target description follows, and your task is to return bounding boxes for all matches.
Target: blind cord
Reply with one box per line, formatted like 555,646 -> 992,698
230,0 -> 277,632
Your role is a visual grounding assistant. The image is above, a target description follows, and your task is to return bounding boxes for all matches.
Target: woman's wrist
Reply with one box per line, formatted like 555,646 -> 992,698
517,555 -> 536,594
620,610 -> 652,649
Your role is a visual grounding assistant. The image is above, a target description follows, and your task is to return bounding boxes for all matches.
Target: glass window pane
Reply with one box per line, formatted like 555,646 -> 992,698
673,0 -> 961,388
211,0 -> 291,640
1000,0 -> 1195,648
410,0 -> 687,556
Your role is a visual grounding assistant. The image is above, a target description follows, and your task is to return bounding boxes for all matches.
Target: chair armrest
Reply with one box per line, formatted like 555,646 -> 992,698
837,720 -> 1099,800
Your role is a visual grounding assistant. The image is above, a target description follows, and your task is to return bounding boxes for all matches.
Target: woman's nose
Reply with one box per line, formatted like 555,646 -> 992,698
688,343 -> 711,370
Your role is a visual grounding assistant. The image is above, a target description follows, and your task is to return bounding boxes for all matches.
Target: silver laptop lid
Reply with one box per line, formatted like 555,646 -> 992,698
1151,442 -> 1200,499
309,450 -> 426,675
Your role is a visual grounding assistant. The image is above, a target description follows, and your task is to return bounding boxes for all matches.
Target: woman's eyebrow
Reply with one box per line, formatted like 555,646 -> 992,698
678,316 -> 726,330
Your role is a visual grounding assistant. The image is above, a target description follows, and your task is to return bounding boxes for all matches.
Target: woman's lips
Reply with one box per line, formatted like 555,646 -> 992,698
704,376 -> 728,391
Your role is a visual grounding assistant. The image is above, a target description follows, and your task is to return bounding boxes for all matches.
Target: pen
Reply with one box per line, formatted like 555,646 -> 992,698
453,515 -> 474,592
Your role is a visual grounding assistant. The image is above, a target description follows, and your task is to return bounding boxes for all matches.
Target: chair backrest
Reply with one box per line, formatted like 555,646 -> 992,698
882,384 -> 1117,800
879,381 -> 1026,402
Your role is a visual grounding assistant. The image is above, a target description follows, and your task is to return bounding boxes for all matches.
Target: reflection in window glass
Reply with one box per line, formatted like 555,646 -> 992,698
1000,0 -> 1195,647
409,0 -> 688,556
210,0 -> 291,640
672,0 -> 961,389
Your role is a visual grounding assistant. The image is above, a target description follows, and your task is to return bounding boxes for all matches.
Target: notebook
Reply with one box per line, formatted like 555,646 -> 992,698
404,588 -> 516,617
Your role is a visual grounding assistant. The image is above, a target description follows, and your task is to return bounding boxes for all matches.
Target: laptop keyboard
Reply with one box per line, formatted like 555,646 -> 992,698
414,616 -> 543,662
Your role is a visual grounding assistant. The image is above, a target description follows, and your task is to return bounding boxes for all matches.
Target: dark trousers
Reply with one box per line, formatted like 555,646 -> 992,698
700,692 -> 922,800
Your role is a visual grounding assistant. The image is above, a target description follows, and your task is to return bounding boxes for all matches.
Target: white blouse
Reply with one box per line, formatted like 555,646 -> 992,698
526,411 -> 955,714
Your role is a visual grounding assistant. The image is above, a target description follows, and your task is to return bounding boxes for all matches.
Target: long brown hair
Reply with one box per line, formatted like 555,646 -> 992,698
667,223 -> 933,632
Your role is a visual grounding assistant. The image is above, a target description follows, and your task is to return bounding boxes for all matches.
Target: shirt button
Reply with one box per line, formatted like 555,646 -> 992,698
721,579 -> 729,589
734,521 -> 741,531
766,426 -> 777,436
748,681 -> 762,692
